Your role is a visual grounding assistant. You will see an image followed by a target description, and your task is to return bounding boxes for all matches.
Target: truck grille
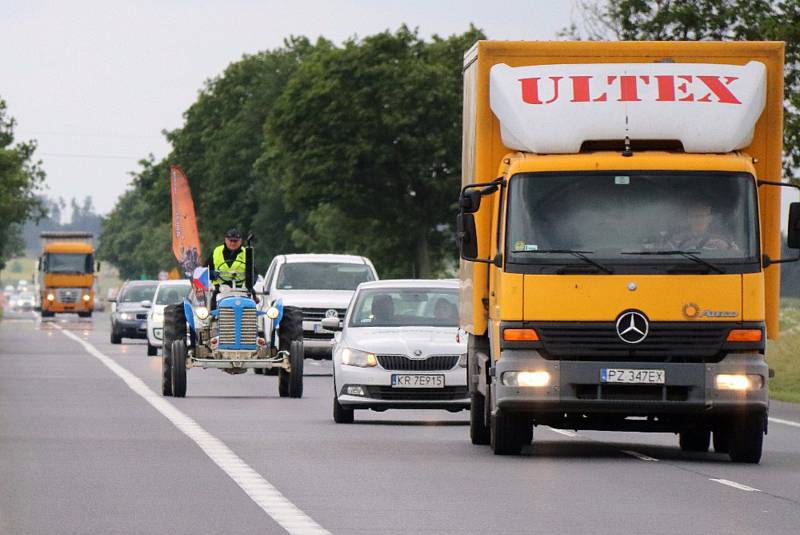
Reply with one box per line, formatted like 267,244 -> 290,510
534,322 -> 728,362
377,354 -> 459,371
57,288 -> 82,304
302,307 -> 347,322
219,308 -> 258,347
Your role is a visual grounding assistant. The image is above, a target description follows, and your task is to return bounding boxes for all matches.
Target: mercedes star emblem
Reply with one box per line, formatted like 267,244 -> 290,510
324,309 -> 338,319
616,310 -> 649,344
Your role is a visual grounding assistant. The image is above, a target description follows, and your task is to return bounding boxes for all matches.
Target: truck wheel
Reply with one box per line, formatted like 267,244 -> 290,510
171,339 -> 187,398
470,392 -> 490,445
41,310 -> 55,318
679,428 -> 710,452
161,347 -> 173,396
713,429 -> 731,454
728,413 -> 765,464
278,306 -> 303,352
110,328 -> 122,344
78,312 -> 92,318
491,409 -> 526,455
147,343 -> 157,356
288,340 -> 304,398
333,394 -> 354,423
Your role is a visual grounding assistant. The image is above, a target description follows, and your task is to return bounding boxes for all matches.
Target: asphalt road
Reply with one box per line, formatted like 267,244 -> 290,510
2,310 -> 800,534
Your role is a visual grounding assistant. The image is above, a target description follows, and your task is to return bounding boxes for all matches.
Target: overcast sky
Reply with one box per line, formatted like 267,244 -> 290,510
0,0 -> 578,216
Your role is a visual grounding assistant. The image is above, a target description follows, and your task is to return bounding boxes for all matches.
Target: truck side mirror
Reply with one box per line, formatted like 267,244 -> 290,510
460,190 -> 483,213
788,202 -> 800,249
457,213 -> 479,260
96,261 -> 101,272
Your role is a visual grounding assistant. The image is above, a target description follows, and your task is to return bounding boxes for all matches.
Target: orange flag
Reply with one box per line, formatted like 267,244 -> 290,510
170,165 -> 202,277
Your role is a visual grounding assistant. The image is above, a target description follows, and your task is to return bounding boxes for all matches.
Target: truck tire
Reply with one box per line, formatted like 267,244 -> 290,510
679,428 -> 710,452
713,429 -> 731,454
278,306 -> 303,352
161,347 -> 173,396
147,343 -> 157,356
470,392 -> 490,445
78,311 -> 92,318
171,339 -> 187,398
110,328 -> 122,344
41,310 -> 55,318
728,413 -> 765,463
491,409 -> 527,455
333,394 -> 354,423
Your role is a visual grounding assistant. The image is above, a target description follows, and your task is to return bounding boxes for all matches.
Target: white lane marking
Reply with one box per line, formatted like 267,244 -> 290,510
710,479 -> 761,492
620,450 -> 659,462
769,417 -> 800,429
55,325 -> 330,535
546,428 -> 579,438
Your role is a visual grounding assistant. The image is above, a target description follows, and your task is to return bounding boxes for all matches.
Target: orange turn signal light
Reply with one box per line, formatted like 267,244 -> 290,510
503,328 -> 540,342
726,329 -> 762,343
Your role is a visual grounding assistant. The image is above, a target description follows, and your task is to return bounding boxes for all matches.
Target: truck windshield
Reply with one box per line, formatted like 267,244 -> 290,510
506,172 -> 758,272
276,263 -> 375,290
349,288 -> 459,327
45,253 -> 93,274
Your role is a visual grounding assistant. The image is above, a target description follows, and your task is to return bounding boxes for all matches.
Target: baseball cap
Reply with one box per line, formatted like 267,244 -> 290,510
225,228 -> 242,240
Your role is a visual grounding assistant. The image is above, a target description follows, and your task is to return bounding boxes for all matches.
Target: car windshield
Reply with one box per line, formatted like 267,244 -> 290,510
119,283 -> 157,303
349,288 -> 459,327
45,253 -> 92,274
506,172 -> 758,269
18,293 -> 33,300
155,284 -> 191,305
276,262 -> 375,290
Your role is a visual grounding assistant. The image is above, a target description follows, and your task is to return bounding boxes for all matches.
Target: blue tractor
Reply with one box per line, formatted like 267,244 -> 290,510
161,236 -> 304,398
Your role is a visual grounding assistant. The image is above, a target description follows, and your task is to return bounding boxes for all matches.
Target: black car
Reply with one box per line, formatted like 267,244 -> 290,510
110,280 -> 158,344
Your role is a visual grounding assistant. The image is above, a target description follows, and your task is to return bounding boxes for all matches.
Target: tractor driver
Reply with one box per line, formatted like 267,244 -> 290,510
205,228 -> 257,308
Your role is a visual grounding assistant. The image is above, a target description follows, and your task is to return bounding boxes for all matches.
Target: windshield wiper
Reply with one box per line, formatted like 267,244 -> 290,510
516,249 -> 613,274
621,250 -> 725,274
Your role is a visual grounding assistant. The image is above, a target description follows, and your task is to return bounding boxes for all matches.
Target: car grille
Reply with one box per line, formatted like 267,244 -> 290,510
56,288 -> 82,304
219,308 -> 258,347
533,322 -> 728,363
363,386 -> 468,401
136,313 -> 147,320
302,307 -> 347,322
377,354 -> 459,371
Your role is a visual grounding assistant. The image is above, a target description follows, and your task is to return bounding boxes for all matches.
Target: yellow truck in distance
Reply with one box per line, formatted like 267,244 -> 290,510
457,41 -> 798,462
38,232 -> 97,318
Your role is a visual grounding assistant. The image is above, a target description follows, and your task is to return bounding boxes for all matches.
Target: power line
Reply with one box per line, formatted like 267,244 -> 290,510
39,152 -> 144,161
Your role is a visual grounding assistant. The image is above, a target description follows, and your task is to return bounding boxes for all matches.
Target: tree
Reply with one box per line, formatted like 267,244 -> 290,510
262,26 -> 484,277
0,98 -> 44,270
568,0 -> 800,175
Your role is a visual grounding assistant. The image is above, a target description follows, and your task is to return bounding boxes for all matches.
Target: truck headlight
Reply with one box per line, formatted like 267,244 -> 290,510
715,374 -> 763,391
47,293 -> 55,302
195,306 -> 209,320
502,371 -> 551,387
82,294 -> 90,302
266,306 -> 280,320
341,347 -> 377,368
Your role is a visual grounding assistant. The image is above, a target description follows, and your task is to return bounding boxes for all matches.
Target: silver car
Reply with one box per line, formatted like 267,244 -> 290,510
328,279 -> 468,423
145,279 -> 192,356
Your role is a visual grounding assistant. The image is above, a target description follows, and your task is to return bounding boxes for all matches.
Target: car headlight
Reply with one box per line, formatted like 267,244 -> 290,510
341,347 -> 378,368
119,312 -> 132,320
195,306 -> 209,320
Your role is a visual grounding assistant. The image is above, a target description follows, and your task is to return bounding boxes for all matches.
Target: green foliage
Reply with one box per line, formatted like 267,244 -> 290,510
0,98 -> 45,271
100,27 -> 484,279
569,0 -> 800,176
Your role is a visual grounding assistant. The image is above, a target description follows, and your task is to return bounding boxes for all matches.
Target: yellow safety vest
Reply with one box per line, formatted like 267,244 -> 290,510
212,245 -> 246,286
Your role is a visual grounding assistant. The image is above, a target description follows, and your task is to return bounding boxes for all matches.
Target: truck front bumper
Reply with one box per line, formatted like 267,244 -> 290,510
493,350 -> 768,425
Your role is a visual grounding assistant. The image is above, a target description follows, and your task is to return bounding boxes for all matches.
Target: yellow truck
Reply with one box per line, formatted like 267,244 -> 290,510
457,41 -> 798,462
38,232 -> 97,318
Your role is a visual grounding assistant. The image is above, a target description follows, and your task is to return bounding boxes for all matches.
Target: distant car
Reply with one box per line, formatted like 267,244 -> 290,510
258,254 -> 378,358
13,292 -> 35,311
93,294 -> 105,312
329,279 -> 468,423
109,280 -> 158,344
145,279 -> 191,356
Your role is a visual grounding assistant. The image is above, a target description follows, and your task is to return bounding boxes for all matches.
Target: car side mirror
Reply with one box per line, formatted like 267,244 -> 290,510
141,300 -> 152,308
788,202 -> 800,249
321,317 -> 342,331
108,297 -> 117,303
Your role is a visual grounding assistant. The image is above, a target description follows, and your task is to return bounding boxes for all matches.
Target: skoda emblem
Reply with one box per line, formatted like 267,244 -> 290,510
616,310 -> 649,344
413,349 -> 423,357
325,309 -> 338,319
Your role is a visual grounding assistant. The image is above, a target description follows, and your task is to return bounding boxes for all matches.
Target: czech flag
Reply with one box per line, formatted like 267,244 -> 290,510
192,266 -> 210,291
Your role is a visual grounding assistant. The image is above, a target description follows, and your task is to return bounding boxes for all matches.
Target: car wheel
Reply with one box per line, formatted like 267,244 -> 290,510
470,392 -> 490,445
333,394 -> 354,423
728,413 -> 765,464
171,339 -> 187,398
679,428 -> 710,452
110,327 -> 122,344
147,343 -> 157,356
